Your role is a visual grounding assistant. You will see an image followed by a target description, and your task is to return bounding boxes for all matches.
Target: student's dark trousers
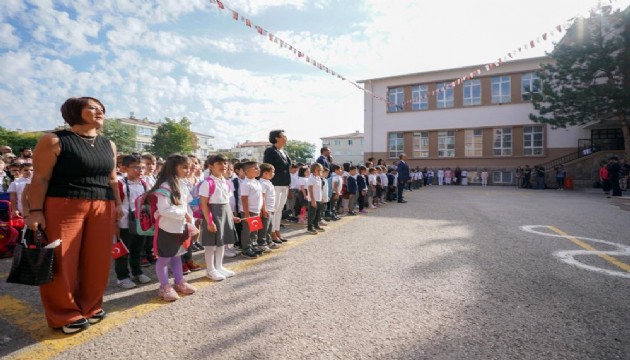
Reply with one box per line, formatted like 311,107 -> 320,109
307,202 -> 323,229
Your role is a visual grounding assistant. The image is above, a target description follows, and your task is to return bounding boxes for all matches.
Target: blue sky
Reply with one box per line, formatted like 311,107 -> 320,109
1,0 -> 628,149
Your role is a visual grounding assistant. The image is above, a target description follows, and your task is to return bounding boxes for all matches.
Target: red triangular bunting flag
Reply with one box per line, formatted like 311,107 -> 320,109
542,33 -> 547,40
530,40 -> 535,48
268,33 -> 274,41
257,26 -> 263,35
246,216 -> 263,231
232,10 -> 238,20
216,0 -> 225,9
245,19 -> 251,27
556,25 -> 562,32
298,51 -> 303,57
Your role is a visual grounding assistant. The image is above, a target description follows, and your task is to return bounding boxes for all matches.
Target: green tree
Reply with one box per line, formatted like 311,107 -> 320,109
148,117 -> 198,158
284,140 -> 316,163
0,127 -> 41,152
529,6 -> 630,158
102,119 -> 137,154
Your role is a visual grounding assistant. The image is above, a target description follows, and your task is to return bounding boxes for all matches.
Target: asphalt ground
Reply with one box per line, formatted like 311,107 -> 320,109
1,186 -> 629,359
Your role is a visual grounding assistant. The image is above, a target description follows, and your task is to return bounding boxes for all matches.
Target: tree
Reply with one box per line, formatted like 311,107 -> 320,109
148,117 -> 198,158
102,119 -> 137,154
529,6 -> 630,159
284,140 -> 316,163
0,127 -> 41,151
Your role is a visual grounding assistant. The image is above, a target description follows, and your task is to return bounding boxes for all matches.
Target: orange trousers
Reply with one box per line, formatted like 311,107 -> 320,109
39,197 -> 115,328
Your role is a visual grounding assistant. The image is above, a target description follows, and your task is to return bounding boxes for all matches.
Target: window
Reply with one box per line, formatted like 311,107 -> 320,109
412,132 -> 429,158
388,132 -> 404,158
521,72 -> 541,101
137,127 -> 154,137
334,140 -> 340,146
360,139 -> 364,145
436,82 -> 454,108
411,84 -> 428,110
491,76 -> 511,104
464,129 -> 483,157
437,130 -> 455,157
493,171 -> 513,184
348,140 -> 353,145
463,79 -> 481,106
135,141 -> 150,151
493,128 -> 512,156
523,126 -> 544,155
388,87 -> 404,112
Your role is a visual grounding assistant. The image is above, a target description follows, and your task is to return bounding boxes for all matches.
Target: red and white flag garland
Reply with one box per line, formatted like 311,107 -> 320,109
209,0 -> 620,107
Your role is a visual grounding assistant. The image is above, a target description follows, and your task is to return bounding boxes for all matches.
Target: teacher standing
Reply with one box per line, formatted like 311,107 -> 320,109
27,97 -> 122,334
263,130 -> 292,243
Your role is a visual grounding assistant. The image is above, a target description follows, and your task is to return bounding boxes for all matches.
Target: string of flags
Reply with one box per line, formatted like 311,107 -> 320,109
208,0 -> 621,107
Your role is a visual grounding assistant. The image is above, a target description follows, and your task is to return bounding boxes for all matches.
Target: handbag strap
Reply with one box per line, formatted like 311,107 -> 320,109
124,177 -> 132,216
23,227 -> 49,248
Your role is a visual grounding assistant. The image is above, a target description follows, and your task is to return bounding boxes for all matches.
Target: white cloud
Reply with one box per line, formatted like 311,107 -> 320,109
0,23 -> 21,48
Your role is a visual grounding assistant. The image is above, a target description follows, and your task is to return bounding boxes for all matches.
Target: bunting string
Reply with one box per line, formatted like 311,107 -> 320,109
208,0 -> 622,107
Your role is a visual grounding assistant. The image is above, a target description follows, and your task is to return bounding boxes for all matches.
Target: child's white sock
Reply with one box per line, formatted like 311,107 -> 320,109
204,246 -> 216,272
214,245 -> 225,270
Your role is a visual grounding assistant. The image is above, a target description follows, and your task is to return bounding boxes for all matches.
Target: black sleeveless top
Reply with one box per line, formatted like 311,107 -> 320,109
46,130 -> 115,200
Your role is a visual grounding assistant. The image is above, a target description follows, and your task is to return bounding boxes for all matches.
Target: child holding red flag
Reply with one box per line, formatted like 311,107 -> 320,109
240,161 -> 267,259
151,154 -> 197,301
199,154 -> 239,281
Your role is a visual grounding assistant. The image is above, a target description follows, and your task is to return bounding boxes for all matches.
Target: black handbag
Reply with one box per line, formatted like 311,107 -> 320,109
6,228 -> 55,286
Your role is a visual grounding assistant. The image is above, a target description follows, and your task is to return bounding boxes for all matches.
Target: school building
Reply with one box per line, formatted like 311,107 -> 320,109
360,56 -> 604,185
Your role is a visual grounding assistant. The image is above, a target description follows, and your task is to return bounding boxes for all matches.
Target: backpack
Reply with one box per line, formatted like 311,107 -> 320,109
134,188 -> 171,236
189,177 -> 216,219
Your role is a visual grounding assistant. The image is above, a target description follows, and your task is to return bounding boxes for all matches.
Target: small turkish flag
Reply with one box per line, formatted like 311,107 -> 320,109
112,240 -> 129,259
246,216 -> 263,231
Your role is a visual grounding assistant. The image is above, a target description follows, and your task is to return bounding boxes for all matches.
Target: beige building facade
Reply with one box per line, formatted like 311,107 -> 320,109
360,56 -> 590,184
321,131 -> 365,165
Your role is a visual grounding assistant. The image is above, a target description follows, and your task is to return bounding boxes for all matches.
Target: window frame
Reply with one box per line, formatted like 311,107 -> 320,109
388,132 -> 405,158
411,84 -> 428,110
493,128 -> 513,156
521,72 -> 541,101
412,132 -> 430,158
437,130 -> 455,158
388,87 -> 404,112
436,82 -> 454,108
491,76 -> 511,104
492,171 -> 513,184
464,129 -> 483,157
463,79 -> 481,106
523,125 -> 544,156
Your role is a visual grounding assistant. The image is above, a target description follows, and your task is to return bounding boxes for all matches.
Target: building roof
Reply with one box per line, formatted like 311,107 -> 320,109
235,141 -> 271,148
321,131 -> 364,140
357,56 -> 550,83
114,117 -> 160,127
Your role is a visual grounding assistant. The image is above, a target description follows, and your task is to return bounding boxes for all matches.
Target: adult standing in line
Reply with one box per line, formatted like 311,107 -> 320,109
27,97 -> 122,334
607,156 -> 622,197
316,147 -> 331,173
396,154 -> 409,203
263,130 -> 292,243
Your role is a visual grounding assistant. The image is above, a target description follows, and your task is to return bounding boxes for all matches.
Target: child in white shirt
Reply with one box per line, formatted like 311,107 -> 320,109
306,163 -> 324,234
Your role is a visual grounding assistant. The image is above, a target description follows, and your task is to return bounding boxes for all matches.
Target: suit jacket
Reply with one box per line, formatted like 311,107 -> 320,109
397,161 -> 410,183
316,155 -> 331,172
263,146 -> 292,187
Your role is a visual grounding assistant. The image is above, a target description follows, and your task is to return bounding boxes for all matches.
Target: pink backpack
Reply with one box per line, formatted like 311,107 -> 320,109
190,177 -> 216,219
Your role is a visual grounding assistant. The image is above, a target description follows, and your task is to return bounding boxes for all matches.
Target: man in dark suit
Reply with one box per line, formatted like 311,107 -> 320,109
263,130 -> 292,242
396,154 -> 410,203
316,147 -> 331,173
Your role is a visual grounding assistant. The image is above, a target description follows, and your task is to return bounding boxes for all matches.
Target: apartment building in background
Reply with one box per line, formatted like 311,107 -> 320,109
321,131 -> 365,165
360,56 -> 591,185
231,140 -> 272,162
116,116 -> 214,159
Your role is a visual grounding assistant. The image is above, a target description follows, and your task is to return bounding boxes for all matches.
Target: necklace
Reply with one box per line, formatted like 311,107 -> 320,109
70,130 -> 97,147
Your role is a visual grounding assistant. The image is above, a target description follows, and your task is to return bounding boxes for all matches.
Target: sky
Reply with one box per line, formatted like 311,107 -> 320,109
1,0 -> 629,149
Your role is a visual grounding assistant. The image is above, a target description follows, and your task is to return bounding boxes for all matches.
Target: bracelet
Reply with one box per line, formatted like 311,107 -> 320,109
29,209 -> 43,212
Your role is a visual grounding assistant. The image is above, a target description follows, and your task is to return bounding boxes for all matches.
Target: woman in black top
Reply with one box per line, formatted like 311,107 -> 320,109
27,97 -> 122,334
263,130 -> 292,242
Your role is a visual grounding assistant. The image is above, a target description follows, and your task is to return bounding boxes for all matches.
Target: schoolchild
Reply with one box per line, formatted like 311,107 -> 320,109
386,168 -> 397,201
259,163 -> 281,249
223,162 -> 239,258
379,166 -> 389,203
319,168 -> 332,225
140,153 -> 158,267
330,164 -> 343,219
367,167 -> 377,208
346,166 -> 358,215
0,160 -> 10,193
357,166 -> 368,214
9,162 -> 33,216
181,155 -> 203,273
232,162 -> 245,248
296,166 -> 310,223
427,169 -> 434,186
481,169 -> 489,187
306,163 -> 325,234
151,154 -> 197,301
115,155 -> 152,289
286,164 -> 300,219
341,163 -> 351,214
199,154 -> 238,281
240,161 -> 267,259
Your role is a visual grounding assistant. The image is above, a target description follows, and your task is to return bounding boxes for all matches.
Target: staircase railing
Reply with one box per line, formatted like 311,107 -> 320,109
536,139 -> 598,169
